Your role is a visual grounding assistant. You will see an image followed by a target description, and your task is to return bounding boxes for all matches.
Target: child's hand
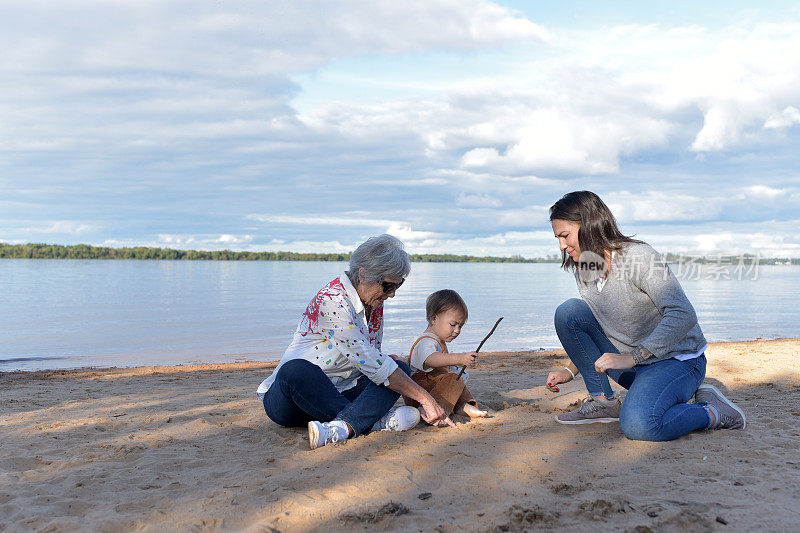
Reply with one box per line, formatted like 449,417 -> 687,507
458,351 -> 478,367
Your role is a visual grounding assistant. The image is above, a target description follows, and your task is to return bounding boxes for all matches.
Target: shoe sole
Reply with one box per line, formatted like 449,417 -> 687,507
554,415 -> 619,425
697,384 -> 746,429
308,421 -> 320,450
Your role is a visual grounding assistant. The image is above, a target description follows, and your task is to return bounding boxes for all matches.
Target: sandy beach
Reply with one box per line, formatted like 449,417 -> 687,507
2,339 -> 799,532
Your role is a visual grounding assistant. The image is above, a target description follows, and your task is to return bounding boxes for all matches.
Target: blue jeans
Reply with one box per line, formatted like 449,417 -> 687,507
261,359 -> 411,437
554,298 -> 710,441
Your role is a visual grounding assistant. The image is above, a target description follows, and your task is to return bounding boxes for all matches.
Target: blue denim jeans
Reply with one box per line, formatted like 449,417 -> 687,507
554,298 -> 710,441
261,358 -> 411,437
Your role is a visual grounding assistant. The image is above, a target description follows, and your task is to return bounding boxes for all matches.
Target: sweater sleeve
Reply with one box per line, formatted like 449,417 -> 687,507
631,245 -> 699,360
317,295 -> 398,385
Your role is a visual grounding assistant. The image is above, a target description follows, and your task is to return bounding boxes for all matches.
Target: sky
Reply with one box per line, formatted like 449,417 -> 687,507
2,1 -> 800,258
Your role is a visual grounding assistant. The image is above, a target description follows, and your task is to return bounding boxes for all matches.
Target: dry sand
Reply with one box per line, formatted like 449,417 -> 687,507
2,339 -> 799,532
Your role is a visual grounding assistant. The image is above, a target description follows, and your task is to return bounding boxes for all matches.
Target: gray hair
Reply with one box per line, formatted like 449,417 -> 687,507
347,234 -> 411,286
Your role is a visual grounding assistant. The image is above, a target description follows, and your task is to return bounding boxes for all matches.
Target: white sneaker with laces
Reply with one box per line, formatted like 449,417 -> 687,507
308,419 -> 350,450
372,406 -> 421,432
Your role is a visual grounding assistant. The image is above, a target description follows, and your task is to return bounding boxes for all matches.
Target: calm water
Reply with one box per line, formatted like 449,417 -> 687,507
1,259 -> 799,371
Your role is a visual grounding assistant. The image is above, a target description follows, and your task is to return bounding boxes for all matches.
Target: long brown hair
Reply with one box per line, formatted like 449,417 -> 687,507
549,191 -> 642,271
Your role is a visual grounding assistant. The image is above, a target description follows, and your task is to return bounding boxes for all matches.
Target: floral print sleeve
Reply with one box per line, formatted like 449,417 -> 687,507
301,278 -> 398,386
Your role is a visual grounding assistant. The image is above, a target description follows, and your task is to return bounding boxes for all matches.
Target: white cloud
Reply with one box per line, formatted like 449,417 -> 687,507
764,106 -> 800,130
741,185 -> 786,200
459,108 -> 672,175
601,186 -> 800,226
247,214 -> 446,245
693,232 -> 735,253
299,19 -> 800,175
428,168 -> 555,187
2,3 -> 800,258
217,234 -> 253,244
0,1 -> 545,77
156,234 -> 254,247
676,24 -> 800,152
101,238 -> 158,248
252,239 -> 354,254
385,222 -> 440,243
691,105 -> 747,152
0,0 -> 546,181
36,221 -> 95,235
605,191 -> 722,222
690,231 -> 800,256
394,229 -> 559,257
455,192 -> 502,208
497,205 -> 552,227
246,214 -> 397,228
205,228 -> 562,258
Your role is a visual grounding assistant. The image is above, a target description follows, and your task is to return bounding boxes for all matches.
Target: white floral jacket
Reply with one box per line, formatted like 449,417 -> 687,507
257,273 -> 398,394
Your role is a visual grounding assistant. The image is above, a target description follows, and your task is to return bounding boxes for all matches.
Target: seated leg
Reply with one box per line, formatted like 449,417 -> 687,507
338,359 -> 412,436
262,359 -> 348,427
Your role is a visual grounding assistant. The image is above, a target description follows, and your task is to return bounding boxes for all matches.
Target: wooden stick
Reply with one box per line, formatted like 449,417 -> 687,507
456,316 -> 503,379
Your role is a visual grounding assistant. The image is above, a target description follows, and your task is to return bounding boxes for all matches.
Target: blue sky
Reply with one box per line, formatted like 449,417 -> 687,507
2,1 -> 800,257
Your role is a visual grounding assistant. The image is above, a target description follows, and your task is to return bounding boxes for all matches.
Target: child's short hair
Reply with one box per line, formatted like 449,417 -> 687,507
426,289 -> 468,323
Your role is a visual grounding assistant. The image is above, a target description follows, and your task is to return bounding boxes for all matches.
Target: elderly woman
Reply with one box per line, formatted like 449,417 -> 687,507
546,191 -> 745,441
257,234 -> 455,449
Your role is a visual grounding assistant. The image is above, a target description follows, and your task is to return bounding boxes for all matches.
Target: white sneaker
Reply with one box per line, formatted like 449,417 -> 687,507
372,406 -> 421,432
308,419 -> 350,450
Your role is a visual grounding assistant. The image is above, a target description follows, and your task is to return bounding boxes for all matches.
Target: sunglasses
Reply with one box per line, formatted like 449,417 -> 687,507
380,278 -> 405,294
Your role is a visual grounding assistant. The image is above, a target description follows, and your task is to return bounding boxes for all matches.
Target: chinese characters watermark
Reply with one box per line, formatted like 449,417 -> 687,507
574,252 -> 762,282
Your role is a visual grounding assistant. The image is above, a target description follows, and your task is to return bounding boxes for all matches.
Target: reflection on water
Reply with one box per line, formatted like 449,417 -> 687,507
1,259 -> 798,371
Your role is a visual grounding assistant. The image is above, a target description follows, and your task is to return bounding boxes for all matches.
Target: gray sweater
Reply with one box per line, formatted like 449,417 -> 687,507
575,243 -> 707,364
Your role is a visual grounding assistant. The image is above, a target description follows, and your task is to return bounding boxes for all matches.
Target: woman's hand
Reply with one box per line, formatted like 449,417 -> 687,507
457,351 -> 478,367
418,394 -> 458,428
594,352 -> 635,374
546,368 -> 574,392
385,368 -> 455,428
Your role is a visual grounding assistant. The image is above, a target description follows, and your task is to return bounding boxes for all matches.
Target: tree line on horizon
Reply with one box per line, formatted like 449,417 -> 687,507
0,242 -> 560,263
1,242 -> 796,265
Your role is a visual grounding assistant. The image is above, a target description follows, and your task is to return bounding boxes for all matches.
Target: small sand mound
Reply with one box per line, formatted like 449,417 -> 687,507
493,504 -> 559,531
576,499 -> 628,520
339,501 -> 409,525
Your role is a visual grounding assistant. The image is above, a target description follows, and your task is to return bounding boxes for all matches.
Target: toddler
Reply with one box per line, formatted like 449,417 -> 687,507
404,289 -> 487,418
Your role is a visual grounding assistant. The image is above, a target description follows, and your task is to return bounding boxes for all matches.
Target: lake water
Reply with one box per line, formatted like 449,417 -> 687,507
1,259 -> 798,371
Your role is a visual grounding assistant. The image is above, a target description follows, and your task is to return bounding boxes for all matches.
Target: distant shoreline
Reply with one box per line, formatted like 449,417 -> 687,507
0,242 -> 556,263
2,242 -> 798,264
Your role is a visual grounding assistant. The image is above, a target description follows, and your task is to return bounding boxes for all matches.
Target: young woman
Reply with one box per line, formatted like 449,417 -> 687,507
546,191 -> 745,441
